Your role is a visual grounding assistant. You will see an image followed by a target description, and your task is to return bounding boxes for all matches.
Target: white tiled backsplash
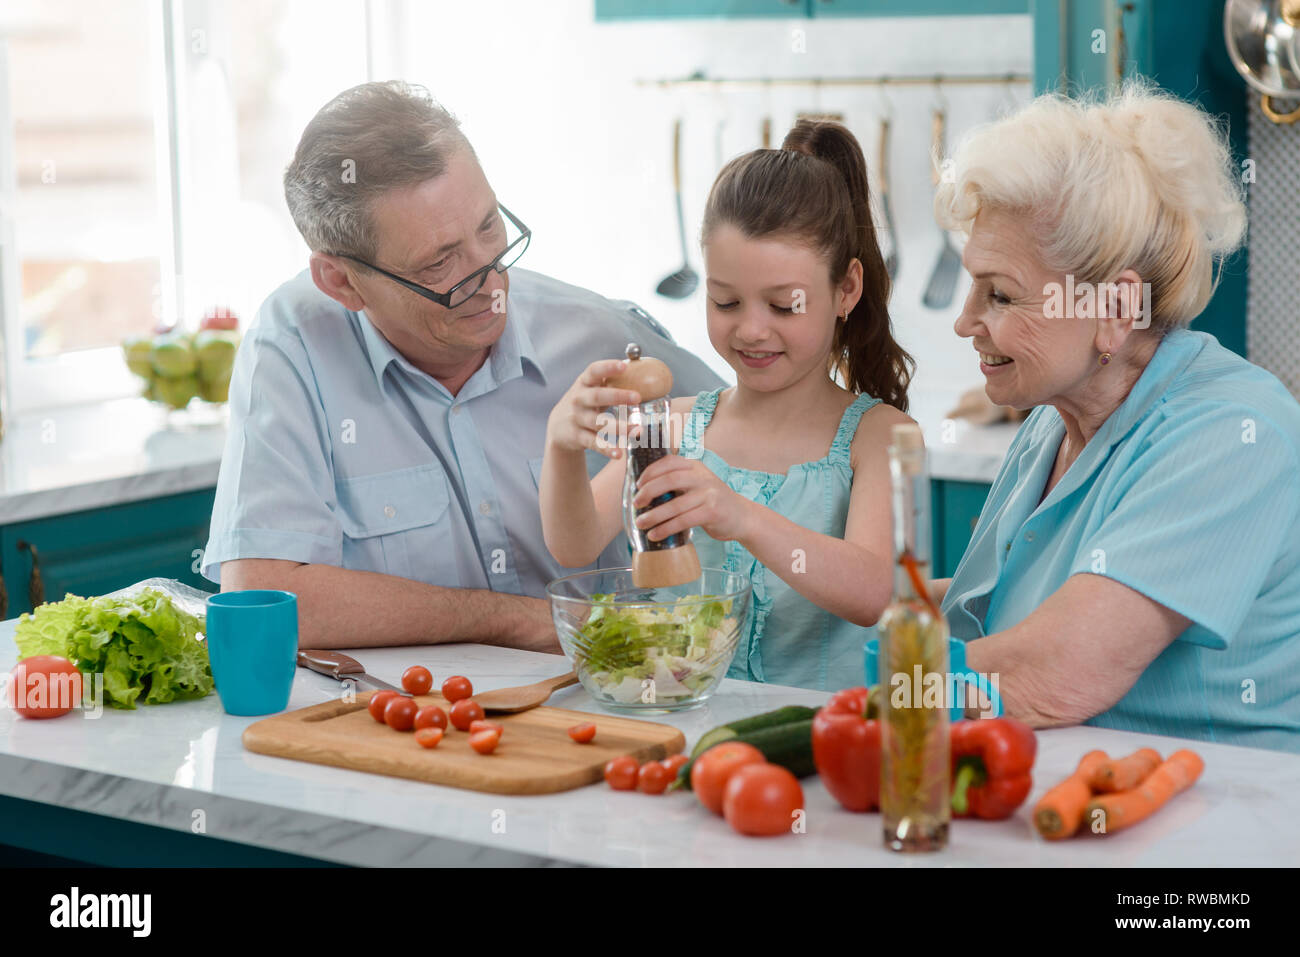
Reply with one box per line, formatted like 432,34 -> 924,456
403,2 -> 1033,400
1246,93 -> 1300,399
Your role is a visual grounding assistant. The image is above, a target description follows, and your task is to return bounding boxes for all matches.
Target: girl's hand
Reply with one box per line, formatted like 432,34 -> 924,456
546,359 -> 641,459
631,456 -> 754,543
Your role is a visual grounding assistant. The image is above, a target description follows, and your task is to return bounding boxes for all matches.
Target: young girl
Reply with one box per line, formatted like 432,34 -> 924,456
540,119 -> 916,691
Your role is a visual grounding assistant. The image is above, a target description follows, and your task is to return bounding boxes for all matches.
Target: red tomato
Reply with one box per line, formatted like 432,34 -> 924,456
368,690 -> 399,722
413,705 -> 448,731
604,755 -> 639,790
384,696 -> 418,731
722,763 -> 805,837
637,761 -> 671,794
402,666 -> 433,696
469,719 -> 503,735
662,754 -> 689,777
470,728 -> 501,754
442,676 -> 473,703
415,727 -> 444,749
449,698 -> 485,731
690,742 -> 766,815
568,723 -> 597,744
8,656 -> 82,719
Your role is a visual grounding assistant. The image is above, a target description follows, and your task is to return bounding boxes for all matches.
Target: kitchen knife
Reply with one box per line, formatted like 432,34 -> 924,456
296,649 -> 410,695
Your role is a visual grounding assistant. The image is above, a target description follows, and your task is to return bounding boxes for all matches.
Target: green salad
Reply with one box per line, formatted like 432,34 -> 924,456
569,594 -> 739,705
14,588 -> 213,709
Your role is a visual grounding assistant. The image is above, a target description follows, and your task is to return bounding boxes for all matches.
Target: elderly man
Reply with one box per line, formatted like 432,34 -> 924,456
201,81 -> 721,651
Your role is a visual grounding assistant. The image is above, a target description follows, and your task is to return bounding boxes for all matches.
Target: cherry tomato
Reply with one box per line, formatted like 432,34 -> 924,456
662,754 -> 689,777
368,690 -> 399,722
415,727 -> 444,749
384,695 -> 418,731
722,763 -> 804,837
402,665 -> 433,696
442,676 -> 473,703
690,742 -> 766,815
470,728 -> 501,754
469,719 -> 503,735
568,723 -> 597,744
413,705 -> 448,731
449,698 -> 485,731
604,755 -> 639,790
637,761 -> 671,794
8,656 -> 82,719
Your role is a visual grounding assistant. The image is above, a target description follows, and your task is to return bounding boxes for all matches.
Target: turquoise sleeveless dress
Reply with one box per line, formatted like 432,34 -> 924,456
678,388 -> 881,691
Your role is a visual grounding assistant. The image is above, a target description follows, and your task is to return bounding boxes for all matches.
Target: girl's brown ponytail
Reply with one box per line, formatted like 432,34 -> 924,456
781,119 -> 913,411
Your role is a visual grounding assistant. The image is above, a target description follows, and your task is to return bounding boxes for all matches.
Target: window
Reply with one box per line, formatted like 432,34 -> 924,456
1,0 -> 376,416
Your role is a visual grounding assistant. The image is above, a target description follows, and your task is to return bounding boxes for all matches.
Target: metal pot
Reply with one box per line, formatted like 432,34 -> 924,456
1225,0 -> 1300,123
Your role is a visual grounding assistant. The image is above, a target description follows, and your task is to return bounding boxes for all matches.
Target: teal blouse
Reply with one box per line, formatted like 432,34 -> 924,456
679,388 -> 880,691
941,330 -> 1300,753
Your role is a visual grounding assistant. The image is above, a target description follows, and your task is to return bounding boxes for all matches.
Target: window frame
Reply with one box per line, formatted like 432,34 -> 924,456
0,0 -> 385,419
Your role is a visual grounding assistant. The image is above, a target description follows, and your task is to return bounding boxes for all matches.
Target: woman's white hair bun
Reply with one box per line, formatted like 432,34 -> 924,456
1099,84 -> 1247,256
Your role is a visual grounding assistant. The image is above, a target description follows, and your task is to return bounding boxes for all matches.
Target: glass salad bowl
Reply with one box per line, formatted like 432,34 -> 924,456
546,567 -> 751,713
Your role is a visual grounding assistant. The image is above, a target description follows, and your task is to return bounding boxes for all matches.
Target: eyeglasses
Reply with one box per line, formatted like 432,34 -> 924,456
343,204 -> 531,309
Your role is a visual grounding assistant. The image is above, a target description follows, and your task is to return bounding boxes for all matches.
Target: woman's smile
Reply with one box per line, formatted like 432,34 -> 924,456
978,346 -> 1014,374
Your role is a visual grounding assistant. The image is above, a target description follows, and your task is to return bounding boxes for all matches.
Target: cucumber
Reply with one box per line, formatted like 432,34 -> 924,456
688,705 -> 819,759
675,718 -> 816,790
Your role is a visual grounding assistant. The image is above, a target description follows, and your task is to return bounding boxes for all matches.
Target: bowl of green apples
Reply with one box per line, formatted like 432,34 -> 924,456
122,307 -> 241,411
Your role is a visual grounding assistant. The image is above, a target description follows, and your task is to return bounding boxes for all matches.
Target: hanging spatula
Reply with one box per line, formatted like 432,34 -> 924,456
922,106 -> 962,309
878,116 -> 899,281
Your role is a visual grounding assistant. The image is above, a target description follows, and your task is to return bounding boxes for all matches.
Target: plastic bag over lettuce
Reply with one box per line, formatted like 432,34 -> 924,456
14,579 -> 214,709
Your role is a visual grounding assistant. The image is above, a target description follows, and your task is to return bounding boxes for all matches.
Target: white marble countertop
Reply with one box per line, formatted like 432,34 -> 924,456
2,623 -> 1295,868
906,385 -> 1020,484
0,398 -> 227,524
0,385 -> 1014,527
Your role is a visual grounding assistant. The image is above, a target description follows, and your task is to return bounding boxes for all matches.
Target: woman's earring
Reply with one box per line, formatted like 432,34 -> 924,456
1099,352 -> 1112,366
838,314 -> 847,323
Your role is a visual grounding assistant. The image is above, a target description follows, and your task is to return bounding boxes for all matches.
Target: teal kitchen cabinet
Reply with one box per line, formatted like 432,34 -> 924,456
0,488 -> 217,619
931,479 -> 992,579
1032,0 -> 1248,357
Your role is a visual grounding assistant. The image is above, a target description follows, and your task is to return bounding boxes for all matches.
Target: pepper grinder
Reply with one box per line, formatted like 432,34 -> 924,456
606,343 -> 702,589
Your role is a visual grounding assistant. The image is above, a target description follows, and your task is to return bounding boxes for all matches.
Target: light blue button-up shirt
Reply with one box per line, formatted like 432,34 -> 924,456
202,268 -> 723,596
942,329 -> 1300,753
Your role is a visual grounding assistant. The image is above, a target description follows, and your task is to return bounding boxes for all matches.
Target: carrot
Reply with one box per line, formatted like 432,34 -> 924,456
1086,750 -> 1204,836
1033,749 -> 1110,840
1088,747 -> 1163,793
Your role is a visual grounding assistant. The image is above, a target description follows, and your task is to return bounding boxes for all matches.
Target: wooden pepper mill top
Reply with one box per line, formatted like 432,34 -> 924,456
605,343 -> 673,402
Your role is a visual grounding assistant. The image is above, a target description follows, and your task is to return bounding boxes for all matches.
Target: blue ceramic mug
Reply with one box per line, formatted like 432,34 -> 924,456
205,590 -> 298,716
863,634 -> 1002,721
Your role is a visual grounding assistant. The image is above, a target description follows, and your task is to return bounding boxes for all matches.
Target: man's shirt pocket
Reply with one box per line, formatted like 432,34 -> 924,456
335,463 -> 456,584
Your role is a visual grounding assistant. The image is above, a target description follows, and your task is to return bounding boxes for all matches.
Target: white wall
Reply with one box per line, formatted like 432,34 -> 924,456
399,1 -> 1032,398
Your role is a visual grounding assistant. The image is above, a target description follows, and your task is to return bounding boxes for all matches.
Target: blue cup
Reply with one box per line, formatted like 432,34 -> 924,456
864,633 -> 1002,721
205,590 -> 298,716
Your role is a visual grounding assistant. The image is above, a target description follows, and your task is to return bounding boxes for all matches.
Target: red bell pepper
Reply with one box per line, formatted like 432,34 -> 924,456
813,688 -> 1037,821
812,687 -> 882,812
950,717 -> 1038,820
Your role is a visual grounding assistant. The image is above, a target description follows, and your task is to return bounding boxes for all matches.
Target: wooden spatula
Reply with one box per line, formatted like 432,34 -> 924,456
475,671 -> 580,714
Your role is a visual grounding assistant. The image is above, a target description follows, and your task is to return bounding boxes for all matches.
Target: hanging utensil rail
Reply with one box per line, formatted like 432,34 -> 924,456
636,72 -> 1030,90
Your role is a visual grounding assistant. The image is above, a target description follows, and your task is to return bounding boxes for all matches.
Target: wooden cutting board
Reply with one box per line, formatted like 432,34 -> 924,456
242,691 -> 686,795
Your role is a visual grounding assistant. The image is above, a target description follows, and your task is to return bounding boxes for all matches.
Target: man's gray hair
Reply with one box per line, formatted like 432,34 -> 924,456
283,80 -> 472,261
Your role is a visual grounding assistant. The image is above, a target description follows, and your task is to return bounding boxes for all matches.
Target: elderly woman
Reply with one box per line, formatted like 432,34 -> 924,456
932,84 -> 1300,753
